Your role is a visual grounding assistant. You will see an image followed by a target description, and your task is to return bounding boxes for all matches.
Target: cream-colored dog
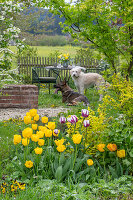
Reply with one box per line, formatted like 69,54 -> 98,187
70,67 -> 107,101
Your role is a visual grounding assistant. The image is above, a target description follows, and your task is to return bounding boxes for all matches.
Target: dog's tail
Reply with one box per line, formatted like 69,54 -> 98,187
79,95 -> 89,106
83,96 -> 90,106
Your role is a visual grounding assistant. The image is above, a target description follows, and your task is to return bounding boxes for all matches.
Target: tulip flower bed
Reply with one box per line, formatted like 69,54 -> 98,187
10,108 -> 131,184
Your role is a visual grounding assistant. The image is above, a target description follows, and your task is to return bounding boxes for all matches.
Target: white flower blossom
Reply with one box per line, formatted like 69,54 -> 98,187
0,16 -> 5,20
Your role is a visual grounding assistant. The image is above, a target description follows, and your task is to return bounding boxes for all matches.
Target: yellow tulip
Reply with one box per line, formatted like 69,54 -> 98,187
54,139 -> 65,146
22,128 -> 33,138
57,144 -> 66,152
24,116 -> 31,125
13,135 -> 21,145
117,150 -> 125,158
25,160 -> 33,168
47,122 -> 56,130
45,129 -> 52,137
31,134 -> 39,142
72,134 -> 82,144
22,138 -> 30,146
41,116 -> 48,123
38,139 -> 45,146
87,159 -> 93,166
32,124 -> 38,130
36,131 -> 44,138
29,109 -> 37,117
38,126 -> 47,133
97,144 -> 105,152
34,147 -> 43,154
107,144 -> 117,152
34,114 -> 39,121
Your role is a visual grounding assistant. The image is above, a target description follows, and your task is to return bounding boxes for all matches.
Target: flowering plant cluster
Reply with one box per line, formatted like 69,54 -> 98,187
58,53 -> 71,65
11,107 -> 129,183
1,179 -> 25,195
0,1 -> 25,70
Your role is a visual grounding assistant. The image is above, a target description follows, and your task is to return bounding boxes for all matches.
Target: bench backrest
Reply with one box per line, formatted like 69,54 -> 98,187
32,68 -> 40,83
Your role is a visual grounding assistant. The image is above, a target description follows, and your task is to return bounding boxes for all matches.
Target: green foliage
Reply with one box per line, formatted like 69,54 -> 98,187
0,176 -> 132,200
0,68 -> 23,88
17,45 -> 38,58
41,0 -> 133,77
13,7 -> 55,35
31,34 -> 68,46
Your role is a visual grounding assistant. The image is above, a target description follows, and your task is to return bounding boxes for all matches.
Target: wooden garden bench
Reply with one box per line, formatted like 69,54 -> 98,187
32,67 -> 59,94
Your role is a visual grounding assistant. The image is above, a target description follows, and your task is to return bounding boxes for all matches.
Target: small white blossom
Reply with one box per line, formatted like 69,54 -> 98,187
0,16 -> 5,21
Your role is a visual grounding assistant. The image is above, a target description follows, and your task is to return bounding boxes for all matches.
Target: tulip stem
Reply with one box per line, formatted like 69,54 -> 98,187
103,152 -> 106,173
84,127 -> 88,152
73,145 -> 78,170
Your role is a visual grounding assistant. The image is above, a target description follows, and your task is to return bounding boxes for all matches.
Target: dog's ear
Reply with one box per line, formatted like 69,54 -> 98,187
70,69 -> 73,75
77,68 -> 81,73
63,77 -> 67,84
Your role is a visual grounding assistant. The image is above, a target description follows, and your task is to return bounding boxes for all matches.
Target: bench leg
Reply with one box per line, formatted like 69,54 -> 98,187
48,83 -> 50,94
38,84 -> 40,95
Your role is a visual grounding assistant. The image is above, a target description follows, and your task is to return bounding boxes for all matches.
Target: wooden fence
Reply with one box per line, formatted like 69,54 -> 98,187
18,56 -> 105,80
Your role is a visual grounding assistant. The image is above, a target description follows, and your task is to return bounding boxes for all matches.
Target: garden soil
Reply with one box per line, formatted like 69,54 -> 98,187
0,107 -> 69,121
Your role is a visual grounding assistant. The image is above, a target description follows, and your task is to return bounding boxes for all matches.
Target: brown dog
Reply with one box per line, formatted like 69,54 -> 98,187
54,79 -> 89,106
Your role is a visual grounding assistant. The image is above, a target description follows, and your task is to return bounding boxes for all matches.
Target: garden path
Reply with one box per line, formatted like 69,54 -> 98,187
0,107 -> 69,121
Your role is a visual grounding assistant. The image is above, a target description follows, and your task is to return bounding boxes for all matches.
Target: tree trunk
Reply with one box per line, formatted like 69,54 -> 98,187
126,26 -> 133,81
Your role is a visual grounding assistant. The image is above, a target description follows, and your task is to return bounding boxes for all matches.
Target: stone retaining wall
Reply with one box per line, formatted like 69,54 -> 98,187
0,85 -> 38,108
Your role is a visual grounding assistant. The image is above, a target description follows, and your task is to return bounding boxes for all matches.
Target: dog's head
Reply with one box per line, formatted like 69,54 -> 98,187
70,67 -> 82,79
54,79 -> 68,93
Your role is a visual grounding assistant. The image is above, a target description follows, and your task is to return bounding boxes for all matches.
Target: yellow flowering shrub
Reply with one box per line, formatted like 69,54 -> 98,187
98,74 -> 133,120
111,74 -> 133,118
1,180 -> 26,194
66,107 -> 107,147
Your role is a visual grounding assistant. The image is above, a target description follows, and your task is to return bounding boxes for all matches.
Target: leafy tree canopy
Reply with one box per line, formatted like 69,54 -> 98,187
26,0 -> 133,77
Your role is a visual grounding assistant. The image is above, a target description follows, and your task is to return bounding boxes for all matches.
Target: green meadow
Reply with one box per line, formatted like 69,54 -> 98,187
10,45 -> 81,68
10,45 -> 81,57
